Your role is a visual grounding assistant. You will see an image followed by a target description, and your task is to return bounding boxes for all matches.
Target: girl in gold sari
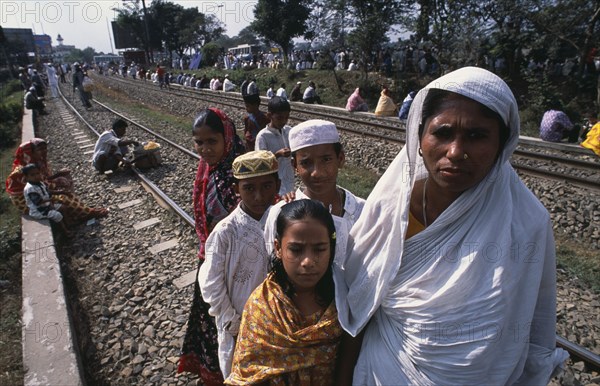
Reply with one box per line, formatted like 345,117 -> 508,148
226,199 -> 342,386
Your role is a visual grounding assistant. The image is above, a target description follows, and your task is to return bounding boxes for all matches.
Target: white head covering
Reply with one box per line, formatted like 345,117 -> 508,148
335,67 -> 566,384
289,119 -> 340,152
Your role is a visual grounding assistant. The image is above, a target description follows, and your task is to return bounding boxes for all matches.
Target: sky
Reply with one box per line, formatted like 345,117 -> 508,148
1,0 -> 257,53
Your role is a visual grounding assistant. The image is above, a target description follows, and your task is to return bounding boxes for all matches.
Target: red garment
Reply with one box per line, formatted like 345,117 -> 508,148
243,111 -> 270,150
192,108 -> 245,259
181,108 -> 245,382
5,138 -> 49,196
586,47 -> 598,64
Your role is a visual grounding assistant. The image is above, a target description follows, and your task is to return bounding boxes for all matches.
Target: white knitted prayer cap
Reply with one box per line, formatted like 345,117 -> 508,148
289,119 -> 340,152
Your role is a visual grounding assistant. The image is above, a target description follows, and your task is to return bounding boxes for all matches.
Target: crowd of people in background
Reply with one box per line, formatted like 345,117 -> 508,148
16,40 -> 599,166
207,46 -> 441,76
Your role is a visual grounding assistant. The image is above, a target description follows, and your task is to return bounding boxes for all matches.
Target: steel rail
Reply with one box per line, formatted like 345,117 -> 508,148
172,80 -> 600,165
514,148 -> 599,171
96,75 -> 600,190
57,86 -> 101,136
58,82 -> 197,228
514,163 -> 600,191
133,169 -> 195,227
91,99 -> 200,160
556,335 -> 600,372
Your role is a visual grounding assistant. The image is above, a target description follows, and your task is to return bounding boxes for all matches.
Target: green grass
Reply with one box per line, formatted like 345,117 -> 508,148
0,78 -> 25,384
0,240 -> 24,386
338,164 -> 380,200
93,84 -> 191,131
555,237 -> 600,292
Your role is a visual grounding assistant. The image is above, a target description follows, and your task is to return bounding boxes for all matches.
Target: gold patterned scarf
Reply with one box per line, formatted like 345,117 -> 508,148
226,273 -> 342,386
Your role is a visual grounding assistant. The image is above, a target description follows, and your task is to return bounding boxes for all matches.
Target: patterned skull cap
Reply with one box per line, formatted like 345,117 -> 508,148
233,150 -> 279,179
289,119 -> 340,152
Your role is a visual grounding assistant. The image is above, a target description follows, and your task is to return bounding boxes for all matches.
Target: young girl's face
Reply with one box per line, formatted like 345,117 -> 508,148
275,217 -> 332,293
193,124 -> 225,166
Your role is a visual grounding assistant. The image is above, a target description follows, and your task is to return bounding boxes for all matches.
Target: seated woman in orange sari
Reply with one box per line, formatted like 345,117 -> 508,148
226,199 -> 342,386
5,138 -> 108,219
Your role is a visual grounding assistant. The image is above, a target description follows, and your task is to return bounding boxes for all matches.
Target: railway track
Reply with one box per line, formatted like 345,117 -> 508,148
96,74 -> 600,191
52,77 -> 600,383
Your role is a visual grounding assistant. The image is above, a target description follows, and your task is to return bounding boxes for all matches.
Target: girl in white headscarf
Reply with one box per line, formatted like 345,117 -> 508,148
334,67 -> 568,385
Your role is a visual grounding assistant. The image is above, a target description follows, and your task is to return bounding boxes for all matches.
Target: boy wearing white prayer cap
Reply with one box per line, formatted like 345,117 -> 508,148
263,119 -> 365,267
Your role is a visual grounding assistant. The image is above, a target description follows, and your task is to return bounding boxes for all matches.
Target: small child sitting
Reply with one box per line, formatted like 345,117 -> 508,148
199,150 -> 281,377
22,163 -> 70,234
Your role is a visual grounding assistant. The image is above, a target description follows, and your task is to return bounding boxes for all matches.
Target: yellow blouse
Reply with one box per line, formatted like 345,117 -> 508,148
407,210 -> 425,239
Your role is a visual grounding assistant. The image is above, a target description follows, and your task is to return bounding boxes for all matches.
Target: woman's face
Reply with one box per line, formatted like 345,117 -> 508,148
193,124 -> 225,166
31,144 -> 47,161
275,218 -> 332,294
420,94 -> 502,195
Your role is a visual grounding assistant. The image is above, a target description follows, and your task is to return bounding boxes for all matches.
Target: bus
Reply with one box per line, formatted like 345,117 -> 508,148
228,44 -> 261,60
93,54 -> 123,66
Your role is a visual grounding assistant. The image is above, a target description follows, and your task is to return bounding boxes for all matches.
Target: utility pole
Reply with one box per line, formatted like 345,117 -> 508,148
140,0 -> 153,64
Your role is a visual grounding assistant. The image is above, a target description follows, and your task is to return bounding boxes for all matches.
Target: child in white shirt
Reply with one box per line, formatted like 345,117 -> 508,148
255,97 -> 295,195
198,150 -> 280,377
22,163 -> 70,234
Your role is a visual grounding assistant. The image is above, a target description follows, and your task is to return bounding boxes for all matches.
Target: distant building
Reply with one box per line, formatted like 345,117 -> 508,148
52,34 -> 75,63
3,28 -> 37,64
3,28 -> 35,53
34,34 -> 52,55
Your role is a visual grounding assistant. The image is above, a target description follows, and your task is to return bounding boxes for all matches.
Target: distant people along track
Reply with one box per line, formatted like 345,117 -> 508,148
59,78 -> 202,217
94,74 -> 600,191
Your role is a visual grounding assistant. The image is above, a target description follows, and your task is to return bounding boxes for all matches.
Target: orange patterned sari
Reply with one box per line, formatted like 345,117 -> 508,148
226,273 -> 342,386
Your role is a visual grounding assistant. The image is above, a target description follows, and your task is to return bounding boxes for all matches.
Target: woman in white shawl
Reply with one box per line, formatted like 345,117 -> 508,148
334,67 -> 568,385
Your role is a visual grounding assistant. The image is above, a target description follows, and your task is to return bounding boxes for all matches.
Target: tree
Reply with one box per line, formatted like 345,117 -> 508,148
526,0 -> 600,79
236,26 -> 260,46
150,2 -> 200,63
251,0 -> 312,62
304,0 -> 349,49
81,47 -> 97,64
346,0 -> 402,76
149,0 -> 182,64
201,42 -> 221,66
117,0 -> 225,66
410,0 -> 537,79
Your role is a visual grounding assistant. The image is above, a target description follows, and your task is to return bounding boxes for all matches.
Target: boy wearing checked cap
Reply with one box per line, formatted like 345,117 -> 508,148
198,150 -> 280,378
263,119 -> 366,267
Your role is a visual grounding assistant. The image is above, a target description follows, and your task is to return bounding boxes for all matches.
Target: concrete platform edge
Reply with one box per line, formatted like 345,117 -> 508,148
21,108 -> 85,386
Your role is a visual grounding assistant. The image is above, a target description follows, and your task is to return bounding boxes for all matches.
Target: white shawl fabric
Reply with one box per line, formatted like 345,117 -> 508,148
334,67 -> 568,385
